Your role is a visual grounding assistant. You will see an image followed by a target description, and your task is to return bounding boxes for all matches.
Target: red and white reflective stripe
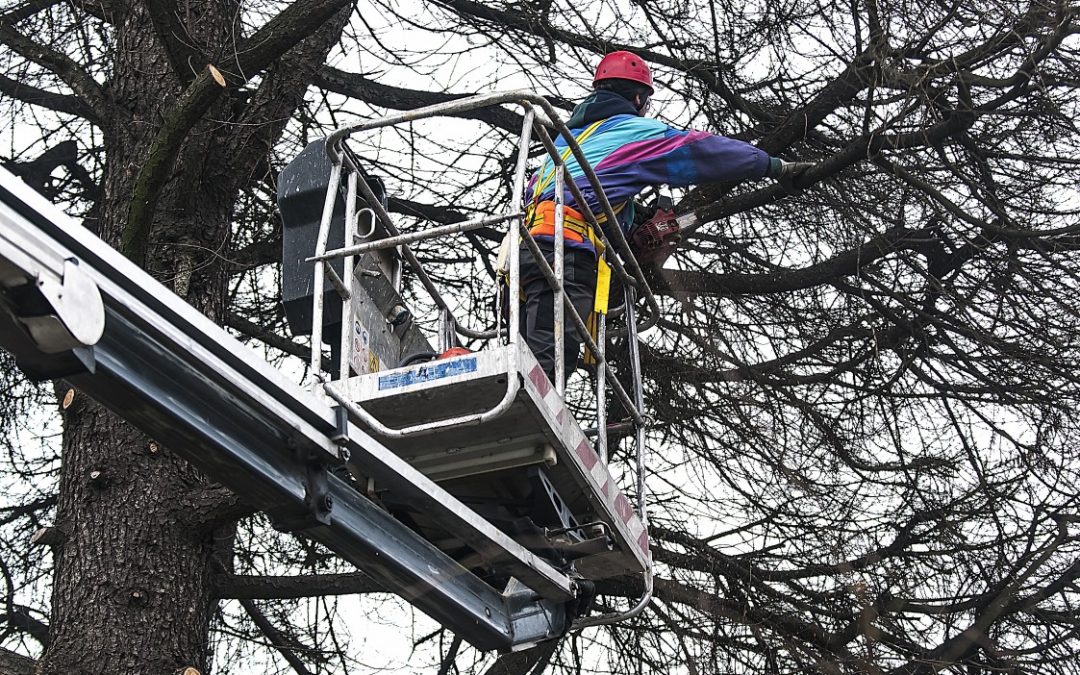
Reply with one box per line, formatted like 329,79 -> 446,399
526,364 -> 650,557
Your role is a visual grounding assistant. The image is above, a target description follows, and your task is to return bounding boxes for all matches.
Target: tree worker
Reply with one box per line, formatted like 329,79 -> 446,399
519,50 -> 813,384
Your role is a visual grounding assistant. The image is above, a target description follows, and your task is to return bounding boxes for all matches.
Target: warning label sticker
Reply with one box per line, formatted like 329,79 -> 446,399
377,357 -> 477,390
350,320 -> 379,375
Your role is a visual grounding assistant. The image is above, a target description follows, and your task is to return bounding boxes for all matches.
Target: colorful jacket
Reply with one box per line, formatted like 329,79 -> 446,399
526,90 -> 773,252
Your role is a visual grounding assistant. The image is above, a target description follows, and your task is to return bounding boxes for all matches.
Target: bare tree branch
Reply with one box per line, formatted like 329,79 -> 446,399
0,647 -> 35,675
0,19 -> 120,124
215,572 -> 380,599
238,598 -> 315,675
0,72 -> 99,122
0,0 -> 62,26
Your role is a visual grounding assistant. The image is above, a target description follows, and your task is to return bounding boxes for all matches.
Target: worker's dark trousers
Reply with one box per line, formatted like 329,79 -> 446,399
519,240 -> 598,385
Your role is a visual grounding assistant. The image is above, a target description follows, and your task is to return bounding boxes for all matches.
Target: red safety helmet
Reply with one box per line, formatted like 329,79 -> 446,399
593,51 -> 654,94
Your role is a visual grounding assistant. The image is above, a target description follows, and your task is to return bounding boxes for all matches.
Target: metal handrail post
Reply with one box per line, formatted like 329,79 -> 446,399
517,221 -> 645,427
573,283 -> 653,630
310,161 -> 343,384
338,170 -> 358,383
624,285 -> 648,526
595,314 -> 608,463
507,107 -> 535,357
553,165 -> 566,393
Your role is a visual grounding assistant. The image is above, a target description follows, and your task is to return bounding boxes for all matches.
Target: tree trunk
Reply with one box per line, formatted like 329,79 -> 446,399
33,1 -> 350,669
41,399 -> 220,673
38,6 -> 232,674
38,7 -> 230,672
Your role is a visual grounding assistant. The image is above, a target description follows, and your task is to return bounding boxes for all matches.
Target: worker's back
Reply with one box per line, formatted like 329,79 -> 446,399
528,89 -> 771,236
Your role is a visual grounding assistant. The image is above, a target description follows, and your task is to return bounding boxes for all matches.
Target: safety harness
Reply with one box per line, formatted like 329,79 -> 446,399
497,119 -> 619,366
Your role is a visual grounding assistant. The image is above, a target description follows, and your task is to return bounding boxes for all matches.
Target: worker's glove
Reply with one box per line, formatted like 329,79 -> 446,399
768,158 -> 815,193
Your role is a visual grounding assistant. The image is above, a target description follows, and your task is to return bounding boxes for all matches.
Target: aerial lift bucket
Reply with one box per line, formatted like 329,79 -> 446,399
291,91 -> 660,632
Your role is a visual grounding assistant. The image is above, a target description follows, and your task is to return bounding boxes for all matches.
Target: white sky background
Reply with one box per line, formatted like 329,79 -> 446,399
2,0 -> 1075,672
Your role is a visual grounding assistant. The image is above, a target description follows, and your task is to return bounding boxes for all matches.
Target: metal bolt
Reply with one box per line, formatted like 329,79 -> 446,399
322,495 -> 334,512
387,305 -> 410,326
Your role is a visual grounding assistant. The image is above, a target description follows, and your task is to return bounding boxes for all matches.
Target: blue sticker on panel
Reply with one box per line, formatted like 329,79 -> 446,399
378,357 -> 478,390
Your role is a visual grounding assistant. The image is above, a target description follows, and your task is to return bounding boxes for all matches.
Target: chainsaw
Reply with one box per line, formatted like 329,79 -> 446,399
629,194 -> 681,266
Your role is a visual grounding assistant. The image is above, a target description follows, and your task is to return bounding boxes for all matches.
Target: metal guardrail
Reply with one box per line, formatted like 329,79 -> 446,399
309,91 -> 655,628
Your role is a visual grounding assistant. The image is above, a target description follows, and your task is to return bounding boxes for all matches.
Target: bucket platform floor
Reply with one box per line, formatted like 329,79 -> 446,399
341,342 -> 649,580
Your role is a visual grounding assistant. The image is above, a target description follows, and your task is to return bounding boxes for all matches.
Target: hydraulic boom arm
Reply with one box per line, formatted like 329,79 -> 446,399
0,166 -> 576,652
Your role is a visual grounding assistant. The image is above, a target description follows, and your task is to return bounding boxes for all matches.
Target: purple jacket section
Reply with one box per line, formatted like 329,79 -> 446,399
526,91 -> 771,252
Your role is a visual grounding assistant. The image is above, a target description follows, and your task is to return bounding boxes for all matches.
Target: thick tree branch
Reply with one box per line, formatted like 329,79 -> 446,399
651,517 -> 935,584
0,20 -> 119,124
0,0 -> 62,26
0,72 -> 99,122
224,5 -> 352,187
0,495 -> 56,527
316,66 -> 527,134
121,65 -> 219,263
754,49 -> 877,156
230,236 -> 281,270
141,0 -> 205,84
177,483 -> 256,531
436,635 -> 462,675
0,647 -> 34,675
214,572 -> 380,599
681,105 -> 975,234
238,598 -> 315,675
3,141 -> 97,200
654,224 -> 934,298
225,312 -> 314,360
0,605 -> 49,648
230,0 -> 350,77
